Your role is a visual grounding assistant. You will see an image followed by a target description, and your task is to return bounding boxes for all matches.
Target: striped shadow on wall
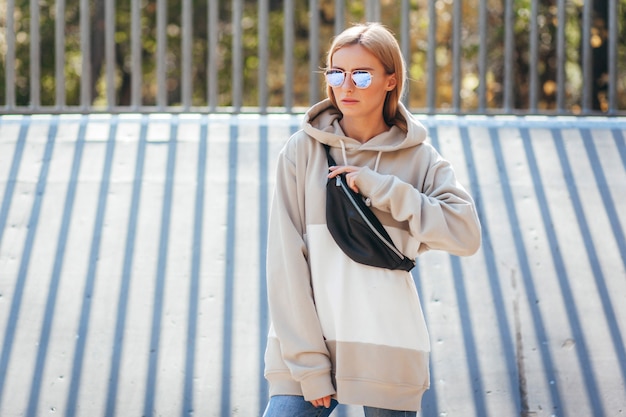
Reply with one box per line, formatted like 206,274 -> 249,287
0,114 -> 624,417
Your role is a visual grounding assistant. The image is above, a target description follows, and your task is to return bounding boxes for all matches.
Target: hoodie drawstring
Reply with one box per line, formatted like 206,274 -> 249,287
340,140 -> 348,166
373,151 -> 382,173
339,139 -> 383,173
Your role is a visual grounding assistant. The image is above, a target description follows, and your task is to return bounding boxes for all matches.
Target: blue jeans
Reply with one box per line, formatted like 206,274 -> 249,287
262,395 -> 417,417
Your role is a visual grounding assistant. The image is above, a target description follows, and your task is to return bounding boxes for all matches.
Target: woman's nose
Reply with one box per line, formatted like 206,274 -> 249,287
341,73 -> 354,90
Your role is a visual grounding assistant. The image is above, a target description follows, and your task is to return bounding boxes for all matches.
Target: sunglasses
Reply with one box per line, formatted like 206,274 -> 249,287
324,69 -> 373,89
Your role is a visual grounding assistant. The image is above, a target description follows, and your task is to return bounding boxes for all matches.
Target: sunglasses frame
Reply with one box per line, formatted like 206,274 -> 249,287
324,69 -> 374,89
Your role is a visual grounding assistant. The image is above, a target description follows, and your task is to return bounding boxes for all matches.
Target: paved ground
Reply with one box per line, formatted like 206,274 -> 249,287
0,113 -> 625,417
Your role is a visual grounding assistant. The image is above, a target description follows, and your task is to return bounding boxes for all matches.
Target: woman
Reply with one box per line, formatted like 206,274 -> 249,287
262,23 -> 481,416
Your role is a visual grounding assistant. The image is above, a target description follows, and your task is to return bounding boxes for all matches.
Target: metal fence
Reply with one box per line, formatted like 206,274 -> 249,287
1,0 -> 624,115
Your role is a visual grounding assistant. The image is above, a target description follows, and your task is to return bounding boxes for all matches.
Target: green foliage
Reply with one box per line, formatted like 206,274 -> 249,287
1,0 -> 625,112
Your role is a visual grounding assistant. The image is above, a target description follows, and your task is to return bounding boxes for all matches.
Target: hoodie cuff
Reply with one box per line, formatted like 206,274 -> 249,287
300,372 -> 336,401
355,166 -> 386,200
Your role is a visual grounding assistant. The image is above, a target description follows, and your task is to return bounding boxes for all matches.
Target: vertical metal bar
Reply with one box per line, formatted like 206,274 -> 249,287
452,0 -> 461,112
529,0 -> 538,111
581,0 -> 592,112
427,0 -> 437,112
55,0 -> 66,109
105,0 -> 116,109
608,0 -> 617,114
284,0 -> 294,111
182,0 -> 193,110
504,0 -> 514,111
232,0 -> 243,111
232,0 -> 243,113
556,0 -> 565,112
478,0 -> 487,111
30,0 -> 41,108
366,0 -> 380,22
309,0 -> 320,105
258,0 -> 269,113
400,0 -> 410,105
157,0 -> 167,109
334,0 -> 344,34
131,0 -> 142,109
5,0 -> 16,109
208,0 -> 218,110
80,0 -> 91,108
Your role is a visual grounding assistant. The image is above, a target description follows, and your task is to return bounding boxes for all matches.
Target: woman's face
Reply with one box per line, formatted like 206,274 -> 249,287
329,44 -> 397,122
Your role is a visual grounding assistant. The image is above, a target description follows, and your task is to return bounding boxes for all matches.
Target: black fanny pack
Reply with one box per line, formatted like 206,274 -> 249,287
324,144 -> 415,271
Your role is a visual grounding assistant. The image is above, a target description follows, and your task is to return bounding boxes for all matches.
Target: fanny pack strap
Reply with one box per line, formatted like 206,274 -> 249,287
323,144 -> 336,167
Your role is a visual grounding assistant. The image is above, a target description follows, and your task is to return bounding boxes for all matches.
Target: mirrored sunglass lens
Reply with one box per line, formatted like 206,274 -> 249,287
352,72 -> 372,88
326,71 -> 345,86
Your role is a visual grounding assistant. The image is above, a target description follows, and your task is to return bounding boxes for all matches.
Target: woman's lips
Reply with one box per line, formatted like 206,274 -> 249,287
340,98 -> 358,104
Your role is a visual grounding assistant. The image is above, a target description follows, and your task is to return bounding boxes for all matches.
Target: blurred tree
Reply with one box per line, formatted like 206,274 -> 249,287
0,0 -> 624,112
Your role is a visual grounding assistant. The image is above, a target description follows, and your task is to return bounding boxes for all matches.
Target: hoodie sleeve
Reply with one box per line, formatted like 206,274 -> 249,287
265,142 -> 336,400
355,145 -> 481,257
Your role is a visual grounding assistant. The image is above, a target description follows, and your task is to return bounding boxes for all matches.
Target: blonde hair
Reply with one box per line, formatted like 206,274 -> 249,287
325,22 -> 407,131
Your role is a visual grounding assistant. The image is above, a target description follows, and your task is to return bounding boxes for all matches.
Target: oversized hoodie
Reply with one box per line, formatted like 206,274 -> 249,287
264,99 -> 481,411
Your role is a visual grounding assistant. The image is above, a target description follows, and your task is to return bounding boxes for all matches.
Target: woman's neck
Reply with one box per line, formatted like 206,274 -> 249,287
340,117 -> 390,143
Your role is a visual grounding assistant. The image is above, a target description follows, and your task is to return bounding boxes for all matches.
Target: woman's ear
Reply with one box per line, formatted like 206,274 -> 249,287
386,74 -> 398,91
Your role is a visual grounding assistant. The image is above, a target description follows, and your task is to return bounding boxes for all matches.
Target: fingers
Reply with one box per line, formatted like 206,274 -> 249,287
310,396 -> 332,408
346,175 -> 359,193
327,166 -> 360,193
343,171 -> 360,193
327,165 -> 358,177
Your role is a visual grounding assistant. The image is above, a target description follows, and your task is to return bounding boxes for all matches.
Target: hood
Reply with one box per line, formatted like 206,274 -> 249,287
302,99 -> 428,152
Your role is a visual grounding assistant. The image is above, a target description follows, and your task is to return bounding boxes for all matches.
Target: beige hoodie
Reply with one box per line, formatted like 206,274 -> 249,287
264,99 -> 481,411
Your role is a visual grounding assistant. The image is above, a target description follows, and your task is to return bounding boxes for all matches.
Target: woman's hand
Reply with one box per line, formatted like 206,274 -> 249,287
310,395 -> 332,408
328,165 -> 362,193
